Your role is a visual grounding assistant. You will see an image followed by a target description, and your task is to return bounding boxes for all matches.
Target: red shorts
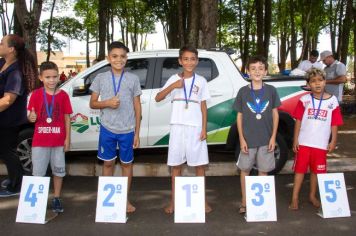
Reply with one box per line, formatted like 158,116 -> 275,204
293,145 -> 327,174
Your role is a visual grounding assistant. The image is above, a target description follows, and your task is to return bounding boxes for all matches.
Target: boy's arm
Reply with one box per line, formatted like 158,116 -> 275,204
293,119 -> 301,153
200,100 -> 207,141
155,78 -> 183,102
237,112 -> 248,153
89,91 -> 120,109
268,108 -> 279,152
133,95 -> 142,148
328,126 -> 338,152
64,114 -> 71,152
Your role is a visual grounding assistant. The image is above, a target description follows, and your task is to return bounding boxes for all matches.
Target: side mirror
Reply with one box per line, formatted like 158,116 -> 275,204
72,80 -> 90,97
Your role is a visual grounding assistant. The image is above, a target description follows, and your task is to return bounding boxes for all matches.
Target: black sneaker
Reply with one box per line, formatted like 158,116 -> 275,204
51,197 -> 64,213
0,189 -> 20,197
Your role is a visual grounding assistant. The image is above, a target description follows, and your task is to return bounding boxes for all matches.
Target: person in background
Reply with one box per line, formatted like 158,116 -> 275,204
0,34 -> 38,197
320,50 -> 347,103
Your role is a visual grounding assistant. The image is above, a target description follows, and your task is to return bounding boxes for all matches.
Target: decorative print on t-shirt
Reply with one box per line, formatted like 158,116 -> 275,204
246,100 -> 269,119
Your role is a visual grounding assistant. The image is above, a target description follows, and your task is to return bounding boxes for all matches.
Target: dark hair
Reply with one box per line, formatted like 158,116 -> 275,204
6,34 -> 38,92
179,45 -> 198,58
247,55 -> 268,70
39,61 -> 59,75
108,41 -> 129,53
310,50 -> 319,57
305,68 -> 326,83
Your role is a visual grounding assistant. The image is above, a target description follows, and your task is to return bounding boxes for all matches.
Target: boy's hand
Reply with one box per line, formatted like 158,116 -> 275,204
268,138 -> 276,152
133,133 -> 140,149
64,138 -> 70,152
107,95 -> 120,109
28,107 -> 37,122
240,138 -> 248,153
173,78 -> 184,89
328,140 -> 337,153
200,129 -> 207,141
293,140 -> 299,153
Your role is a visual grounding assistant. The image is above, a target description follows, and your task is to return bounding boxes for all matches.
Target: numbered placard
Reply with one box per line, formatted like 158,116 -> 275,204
16,176 -> 50,224
95,177 -> 128,223
245,176 -> 277,222
174,177 -> 205,223
317,173 -> 351,218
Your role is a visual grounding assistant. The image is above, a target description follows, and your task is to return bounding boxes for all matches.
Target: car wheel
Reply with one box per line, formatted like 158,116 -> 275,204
17,128 -> 34,175
235,132 -> 289,175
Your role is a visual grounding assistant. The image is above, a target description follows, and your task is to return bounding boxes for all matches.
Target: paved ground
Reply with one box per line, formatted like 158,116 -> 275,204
0,173 -> 355,236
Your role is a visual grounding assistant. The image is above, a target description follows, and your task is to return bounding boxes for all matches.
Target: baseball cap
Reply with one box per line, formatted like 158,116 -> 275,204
319,50 -> 333,61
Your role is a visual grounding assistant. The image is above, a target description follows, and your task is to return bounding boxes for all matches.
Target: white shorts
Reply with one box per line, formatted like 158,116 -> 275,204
167,124 -> 209,167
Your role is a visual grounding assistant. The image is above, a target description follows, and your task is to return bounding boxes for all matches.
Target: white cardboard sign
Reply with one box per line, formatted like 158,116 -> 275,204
317,173 -> 351,218
16,176 -> 50,224
245,176 -> 277,222
95,176 -> 128,223
174,177 -> 205,223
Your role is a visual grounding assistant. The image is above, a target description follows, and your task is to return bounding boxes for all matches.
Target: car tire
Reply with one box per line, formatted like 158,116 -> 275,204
17,128 -> 34,175
235,132 -> 289,175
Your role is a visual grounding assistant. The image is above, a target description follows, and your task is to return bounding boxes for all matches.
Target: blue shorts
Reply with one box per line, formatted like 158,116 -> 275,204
98,125 -> 134,163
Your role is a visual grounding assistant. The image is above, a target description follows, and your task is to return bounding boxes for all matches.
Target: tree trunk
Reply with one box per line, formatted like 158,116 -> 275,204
200,0 -> 218,49
177,0 -> 186,47
97,0 -> 107,61
289,0 -> 297,69
187,0 -> 199,47
46,0 -> 56,62
339,0 -> 353,64
263,0 -> 272,58
86,29 -> 90,67
14,0 -> 43,63
241,3 -> 254,73
255,0 -> 264,55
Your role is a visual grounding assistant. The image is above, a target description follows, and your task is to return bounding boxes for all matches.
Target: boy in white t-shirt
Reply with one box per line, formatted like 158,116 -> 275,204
289,68 -> 343,210
155,45 -> 211,214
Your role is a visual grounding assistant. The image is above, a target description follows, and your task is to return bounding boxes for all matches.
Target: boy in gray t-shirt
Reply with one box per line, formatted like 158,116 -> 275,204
89,41 -> 142,213
233,56 -> 281,214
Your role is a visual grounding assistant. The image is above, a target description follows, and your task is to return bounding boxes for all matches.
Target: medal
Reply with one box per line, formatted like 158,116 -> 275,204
183,73 -> 196,109
111,70 -> 124,96
43,87 -> 55,124
256,114 -> 262,120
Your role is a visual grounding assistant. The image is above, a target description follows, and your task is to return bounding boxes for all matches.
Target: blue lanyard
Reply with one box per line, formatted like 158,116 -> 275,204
42,87 -> 55,118
183,73 -> 196,107
111,70 -> 124,96
311,93 -> 323,119
250,83 -> 265,114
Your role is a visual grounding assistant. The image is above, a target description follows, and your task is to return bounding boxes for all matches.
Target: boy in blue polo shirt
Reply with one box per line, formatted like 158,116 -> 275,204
89,41 -> 142,213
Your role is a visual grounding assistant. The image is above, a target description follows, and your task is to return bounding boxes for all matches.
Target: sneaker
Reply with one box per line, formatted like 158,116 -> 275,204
51,197 -> 64,213
1,178 -> 10,189
0,189 -> 20,197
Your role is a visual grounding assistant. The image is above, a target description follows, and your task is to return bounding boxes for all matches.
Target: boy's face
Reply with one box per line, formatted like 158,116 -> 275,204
247,62 -> 267,82
108,48 -> 128,72
308,75 -> 326,94
178,51 -> 198,74
40,69 -> 59,91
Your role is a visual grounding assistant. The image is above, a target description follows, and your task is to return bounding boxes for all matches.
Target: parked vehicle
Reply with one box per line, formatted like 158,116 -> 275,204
16,49 -> 307,174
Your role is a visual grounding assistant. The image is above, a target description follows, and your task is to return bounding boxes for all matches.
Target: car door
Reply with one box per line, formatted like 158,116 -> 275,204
69,58 -> 153,150
147,54 -> 234,147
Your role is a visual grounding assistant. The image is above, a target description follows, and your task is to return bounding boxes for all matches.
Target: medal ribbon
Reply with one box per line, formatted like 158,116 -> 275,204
250,83 -> 265,114
183,73 -> 196,107
111,70 -> 125,96
42,87 -> 55,119
311,92 -> 323,119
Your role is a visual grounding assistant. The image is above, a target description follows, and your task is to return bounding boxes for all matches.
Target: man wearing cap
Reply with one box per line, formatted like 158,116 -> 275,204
298,49 -> 324,72
320,50 -> 347,102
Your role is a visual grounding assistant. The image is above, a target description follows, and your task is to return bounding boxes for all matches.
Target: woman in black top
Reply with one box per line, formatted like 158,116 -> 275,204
0,34 -> 37,197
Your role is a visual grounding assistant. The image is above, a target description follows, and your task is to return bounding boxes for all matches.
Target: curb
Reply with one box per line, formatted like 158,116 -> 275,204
1,158 -> 356,177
